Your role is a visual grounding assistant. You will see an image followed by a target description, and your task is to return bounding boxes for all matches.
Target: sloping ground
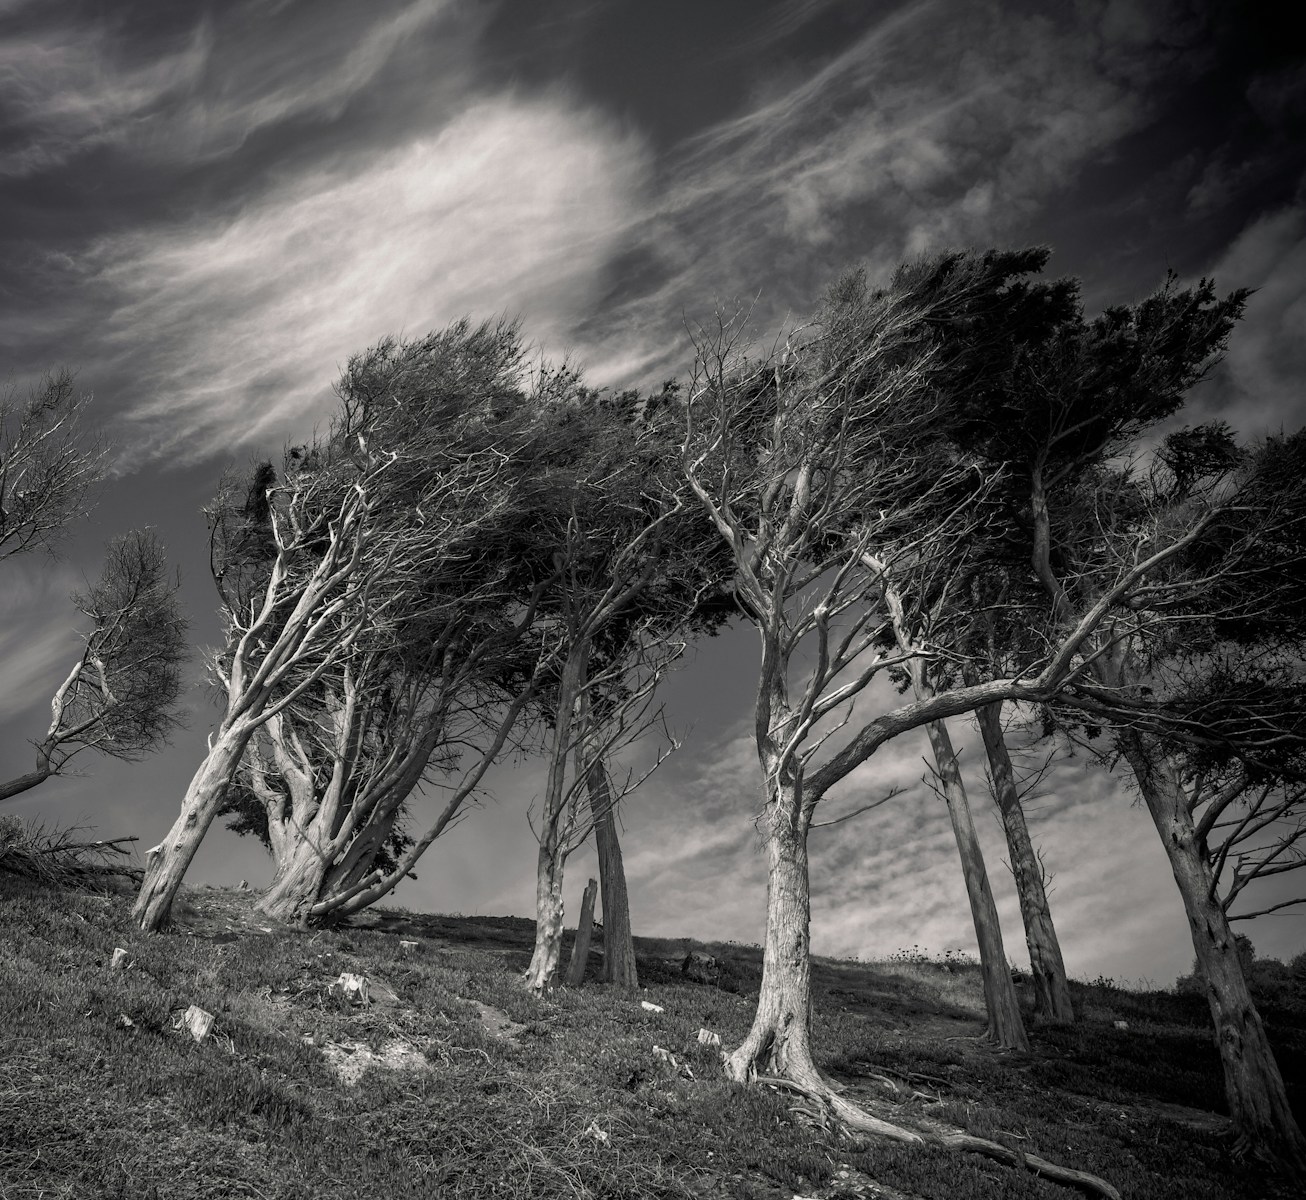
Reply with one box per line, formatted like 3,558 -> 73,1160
1,876 -> 1302,1200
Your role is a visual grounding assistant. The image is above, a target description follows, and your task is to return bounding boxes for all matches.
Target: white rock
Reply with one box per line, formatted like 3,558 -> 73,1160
696,1028 -> 721,1047
182,1005 -> 214,1043
640,1000 -> 664,1013
110,947 -> 129,970
329,972 -> 370,1005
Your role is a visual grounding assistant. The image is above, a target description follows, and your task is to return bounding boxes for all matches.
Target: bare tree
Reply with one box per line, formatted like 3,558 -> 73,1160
1,529 -> 188,803
0,369 -> 107,564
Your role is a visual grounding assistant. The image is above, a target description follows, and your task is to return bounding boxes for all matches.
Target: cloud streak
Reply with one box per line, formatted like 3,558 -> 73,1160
87,94 -> 650,460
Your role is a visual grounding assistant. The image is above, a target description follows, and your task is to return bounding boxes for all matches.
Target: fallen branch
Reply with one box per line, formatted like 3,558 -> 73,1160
0,819 -> 144,888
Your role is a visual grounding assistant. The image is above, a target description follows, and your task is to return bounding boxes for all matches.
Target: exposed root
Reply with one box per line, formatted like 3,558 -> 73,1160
754,1073 -> 1121,1200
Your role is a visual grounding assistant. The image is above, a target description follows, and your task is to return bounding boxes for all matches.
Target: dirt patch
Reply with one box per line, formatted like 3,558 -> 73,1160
312,1036 -> 433,1086
467,998 -> 527,1042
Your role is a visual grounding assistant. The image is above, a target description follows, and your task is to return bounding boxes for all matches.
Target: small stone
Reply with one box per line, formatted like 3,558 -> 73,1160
182,1005 -> 214,1043
329,972 -> 370,1005
696,1027 -> 721,1047
110,947 -> 129,970
640,1000 -> 664,1013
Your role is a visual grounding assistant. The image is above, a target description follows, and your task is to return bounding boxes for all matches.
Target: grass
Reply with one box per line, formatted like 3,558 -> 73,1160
1,876 -> 1302,1200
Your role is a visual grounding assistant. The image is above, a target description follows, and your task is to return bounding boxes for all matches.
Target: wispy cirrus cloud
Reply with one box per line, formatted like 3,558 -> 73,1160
0,1 -> 461,176
86,94 -> 651,461
570,1 -> 1172,389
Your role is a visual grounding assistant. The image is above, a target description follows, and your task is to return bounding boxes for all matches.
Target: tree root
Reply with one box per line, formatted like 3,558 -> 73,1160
755,1074 -> 1121,1200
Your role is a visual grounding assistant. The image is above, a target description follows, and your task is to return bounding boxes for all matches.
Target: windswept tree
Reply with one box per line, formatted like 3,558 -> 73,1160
1,529 -> 189,803
956,265 -> 1306,1173
675,250 -> 1156,1197
134,320 -> 561,932
0,369 -> 107,565
520,386 -> 728,993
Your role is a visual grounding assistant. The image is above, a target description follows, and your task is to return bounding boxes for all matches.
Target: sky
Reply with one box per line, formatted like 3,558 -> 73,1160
2,0 -> 1304,986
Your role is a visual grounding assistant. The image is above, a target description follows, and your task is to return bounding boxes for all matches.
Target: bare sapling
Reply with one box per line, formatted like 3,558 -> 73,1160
1,529 -> 188,804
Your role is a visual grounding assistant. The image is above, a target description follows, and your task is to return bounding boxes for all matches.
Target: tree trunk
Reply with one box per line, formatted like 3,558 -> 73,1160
975,702 -> 1075,1024
524,841 -> 567,993
565,877 -> 598,987
1120,731 -> 1306,1176
724,793 -> 824,1086
256,833 -> 331,926
588,760 -> 638,990
133,724 -> 255,931
925,718 -> 1029,1052
524,636 -> 588,995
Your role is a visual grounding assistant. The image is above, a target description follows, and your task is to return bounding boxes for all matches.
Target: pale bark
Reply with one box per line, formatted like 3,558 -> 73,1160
924,717 -> 1029,1052
524,639 -> 589,993
1120,731 -> 1306,1175
588,760 -> 638,990
524,842 -> 567,992
975,701 -> 1074,1023
133,725 -> 256,931
257,833 -> 331,926
565,877 -> 598,987
724,792 -> 820,1086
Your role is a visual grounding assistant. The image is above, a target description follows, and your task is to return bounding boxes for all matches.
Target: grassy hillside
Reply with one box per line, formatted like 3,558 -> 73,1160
1,875 -> 1302,1200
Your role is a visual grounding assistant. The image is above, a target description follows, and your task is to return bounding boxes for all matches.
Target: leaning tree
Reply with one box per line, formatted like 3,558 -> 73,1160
133,319 -> 563,931
954,265 -> 1306,1174
1,529 -> 188,804
673,248 -> 1187,1197
517,381 -> 731,993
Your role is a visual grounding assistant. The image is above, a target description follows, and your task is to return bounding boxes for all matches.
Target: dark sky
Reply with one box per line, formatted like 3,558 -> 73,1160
2,0 -> 1304,981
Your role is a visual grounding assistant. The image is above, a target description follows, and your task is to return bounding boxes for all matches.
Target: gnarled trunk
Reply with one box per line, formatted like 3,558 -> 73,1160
975,702 -> 1074,1023
724,793 -> 822,1086
133,724 -> 255,931
588,760 -> 638,990
257,834 -> 331,926
524,842 -> 567,992
925,718 -> 1029,1052
1120,731 -> 1306,1176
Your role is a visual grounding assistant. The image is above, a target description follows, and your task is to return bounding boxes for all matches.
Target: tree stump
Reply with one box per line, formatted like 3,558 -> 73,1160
564,878 -> 598,987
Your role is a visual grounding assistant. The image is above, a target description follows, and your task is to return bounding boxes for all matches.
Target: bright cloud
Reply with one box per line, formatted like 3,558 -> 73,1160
89,95 -> 651,460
